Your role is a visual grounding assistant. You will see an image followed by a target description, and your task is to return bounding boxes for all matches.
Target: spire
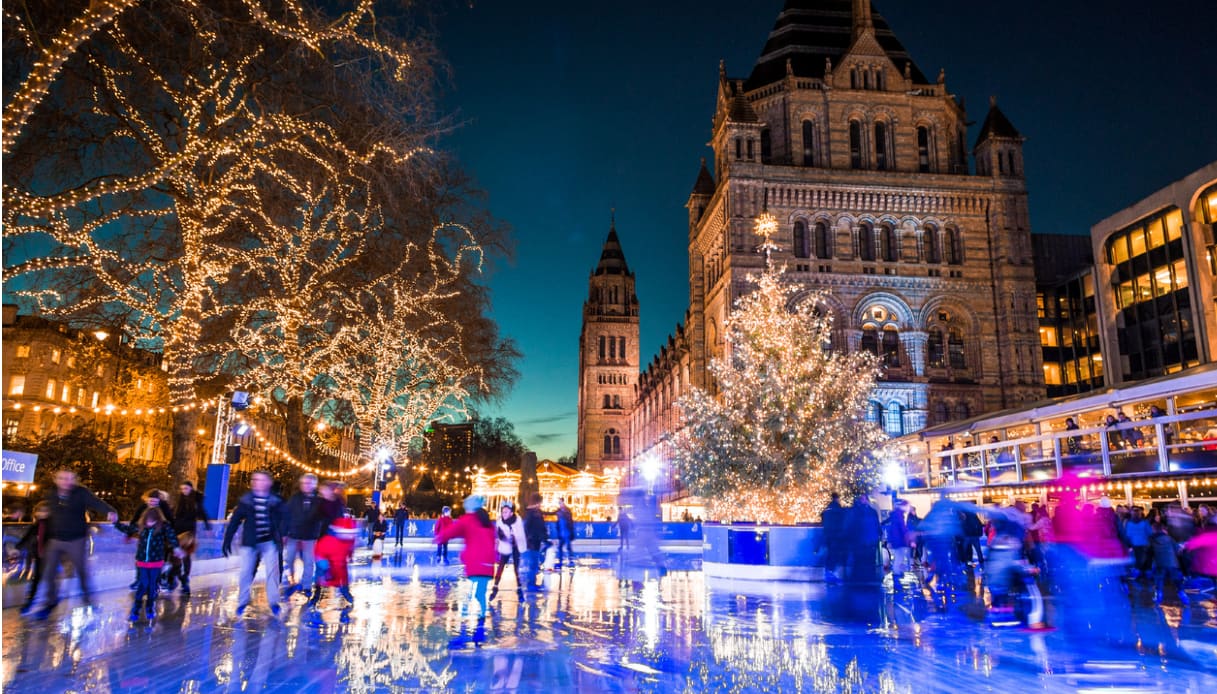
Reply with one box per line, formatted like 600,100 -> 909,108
691,157 -> 716,196
852,0 -> 874,39
595,220 -> 631,276
975,96 -> 1022,145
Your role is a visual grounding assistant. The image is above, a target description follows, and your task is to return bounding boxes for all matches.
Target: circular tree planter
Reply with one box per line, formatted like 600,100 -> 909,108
701,522 -> 824,582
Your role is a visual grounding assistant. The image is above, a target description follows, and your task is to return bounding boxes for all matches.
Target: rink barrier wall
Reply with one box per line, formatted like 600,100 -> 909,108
1,520 -> 706,607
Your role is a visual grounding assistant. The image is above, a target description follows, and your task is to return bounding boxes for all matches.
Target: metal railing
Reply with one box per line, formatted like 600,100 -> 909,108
895,407 -> 1217,490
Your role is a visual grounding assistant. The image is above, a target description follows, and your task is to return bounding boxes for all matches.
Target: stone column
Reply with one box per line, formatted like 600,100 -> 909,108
901,330 -> 928,377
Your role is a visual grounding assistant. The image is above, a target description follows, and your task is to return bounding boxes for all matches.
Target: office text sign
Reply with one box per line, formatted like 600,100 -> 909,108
1,450 -> 39,483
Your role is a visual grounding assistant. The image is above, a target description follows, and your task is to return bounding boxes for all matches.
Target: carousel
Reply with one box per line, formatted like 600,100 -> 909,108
471,460 -> 621,520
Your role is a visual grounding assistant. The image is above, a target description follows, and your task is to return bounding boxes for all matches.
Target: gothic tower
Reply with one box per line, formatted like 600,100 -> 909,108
576,223 -> 639,474
678,0 -> 1044,442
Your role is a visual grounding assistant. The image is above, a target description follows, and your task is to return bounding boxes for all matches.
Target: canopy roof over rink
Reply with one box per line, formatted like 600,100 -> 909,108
881,363 -> 1217,507
471,461 -> 622,520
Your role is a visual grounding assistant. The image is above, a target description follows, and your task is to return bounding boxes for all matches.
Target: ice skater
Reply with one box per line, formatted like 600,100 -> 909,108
114,507 -> 184,623
435,495 -> 497,617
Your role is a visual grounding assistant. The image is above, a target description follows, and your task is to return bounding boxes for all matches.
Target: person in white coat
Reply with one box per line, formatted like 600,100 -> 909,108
490,502 -> 527,601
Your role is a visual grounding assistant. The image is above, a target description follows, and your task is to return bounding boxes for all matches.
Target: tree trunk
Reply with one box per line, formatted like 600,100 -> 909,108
170,407 -> 200,485
284,396 -> 309,462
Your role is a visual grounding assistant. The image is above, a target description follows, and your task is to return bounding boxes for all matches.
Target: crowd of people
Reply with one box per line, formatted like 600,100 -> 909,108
10,469 -> 592,626
821,486 -> 1217,627
16,464 -> 1215,635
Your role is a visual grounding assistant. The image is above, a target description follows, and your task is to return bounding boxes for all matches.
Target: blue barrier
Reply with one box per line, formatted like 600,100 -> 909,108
382,519 -> 705,542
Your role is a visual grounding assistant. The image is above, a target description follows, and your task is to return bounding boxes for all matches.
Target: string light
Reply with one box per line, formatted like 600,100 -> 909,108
4,0 -> 440,414
667,214 -> 884,523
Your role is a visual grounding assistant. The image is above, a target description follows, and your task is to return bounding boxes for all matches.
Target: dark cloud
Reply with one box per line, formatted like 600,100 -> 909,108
517,412 -> 576,426
528,432 -> 565,443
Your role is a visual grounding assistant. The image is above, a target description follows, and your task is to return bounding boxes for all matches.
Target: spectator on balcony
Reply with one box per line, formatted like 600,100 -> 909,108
1063,418 -> 1083,454
1104,414 -> 1124,450
1117,411 -> 1144,449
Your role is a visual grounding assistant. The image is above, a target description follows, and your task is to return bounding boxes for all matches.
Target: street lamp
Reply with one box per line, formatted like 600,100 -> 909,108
372,446 -> 394,509
639,453 -> 662,493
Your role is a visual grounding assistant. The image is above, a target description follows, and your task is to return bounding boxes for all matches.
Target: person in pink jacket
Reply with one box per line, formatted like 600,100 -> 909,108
435,495 -> 496,617
1184,516 -> 1217,578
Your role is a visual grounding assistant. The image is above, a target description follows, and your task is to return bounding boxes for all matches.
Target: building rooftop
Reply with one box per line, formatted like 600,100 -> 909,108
745,0 -> 929,91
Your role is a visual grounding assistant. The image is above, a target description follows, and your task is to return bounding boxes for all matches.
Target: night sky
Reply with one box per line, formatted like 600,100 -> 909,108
433,0 -> 1217,460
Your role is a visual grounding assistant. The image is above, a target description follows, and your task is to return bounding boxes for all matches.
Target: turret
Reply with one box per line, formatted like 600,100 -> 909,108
686,158 -> 716,229
973,96 -> 1024,179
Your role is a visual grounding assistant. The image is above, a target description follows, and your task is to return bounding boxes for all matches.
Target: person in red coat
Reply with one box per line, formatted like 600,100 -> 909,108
435,495 -> 496,617
308,517 -> 358,608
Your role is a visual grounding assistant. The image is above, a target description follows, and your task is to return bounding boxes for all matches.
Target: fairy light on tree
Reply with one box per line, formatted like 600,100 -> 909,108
667,214 -> 885,524
314,228 -> 497,478
1,1 -> 512,484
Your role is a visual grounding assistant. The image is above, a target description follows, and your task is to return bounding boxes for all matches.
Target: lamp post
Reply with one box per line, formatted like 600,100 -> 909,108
372,447 -> 393,510
92,328 -> 124,449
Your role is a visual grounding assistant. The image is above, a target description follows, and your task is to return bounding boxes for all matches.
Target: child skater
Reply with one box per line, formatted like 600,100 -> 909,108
114,507 -> 183,623
434,506 -> 454,564
434,495 -> 496,617
308,516 -> 359,610
16,502 -> 51,612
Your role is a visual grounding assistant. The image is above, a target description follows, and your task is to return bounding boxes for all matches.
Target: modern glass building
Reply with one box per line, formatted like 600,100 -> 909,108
1092,161 -> 1217,385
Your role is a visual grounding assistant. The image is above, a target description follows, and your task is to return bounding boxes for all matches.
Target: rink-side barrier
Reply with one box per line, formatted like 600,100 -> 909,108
1,520 -> 705,607
701,523 -> 824,582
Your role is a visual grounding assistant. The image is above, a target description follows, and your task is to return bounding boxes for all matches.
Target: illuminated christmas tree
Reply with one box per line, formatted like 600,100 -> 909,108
668,214 -> 884,523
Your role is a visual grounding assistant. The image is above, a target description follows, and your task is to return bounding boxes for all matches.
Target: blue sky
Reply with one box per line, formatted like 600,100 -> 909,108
433,0 -> 1217,460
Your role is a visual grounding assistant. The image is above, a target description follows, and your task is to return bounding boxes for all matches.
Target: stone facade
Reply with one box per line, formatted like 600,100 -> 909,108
576,227 -> 639,475
622,0 -> 1045,485
1,305 -> 326,482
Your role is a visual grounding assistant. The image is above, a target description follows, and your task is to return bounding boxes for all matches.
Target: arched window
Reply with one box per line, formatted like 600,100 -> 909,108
793,221 -> 810,258
613,394 -> 622,409
949,328 -> 967,369
849,120 -> 863,169
945,227 -> 963,265
613,434 -> 621,455
1007,151 -> 1016,176
865,400 -> 882,423
924,224 -> 941,264
954,402 -> 971,420
603,394 -> 611,409
814,222 -> 832,259
619,337 -> 626,362
603,431 -> 613,455
874,121 -> 890,170
760,128 -> 772,164
927,328 -> 946,368
881,325 -> 901,368
934,401 -> 949,424
884,402 -> 904,436
880,224 -> 899,262
858,222 -> 875,261
860,325 -> 879,355
608,337 -> 617,360
917,126 -> 932,173
801,120 -> 816,166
